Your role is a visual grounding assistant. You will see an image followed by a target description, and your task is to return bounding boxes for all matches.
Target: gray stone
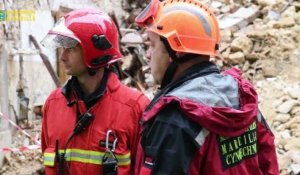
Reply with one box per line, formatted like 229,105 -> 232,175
273,17 -> 296,28
291,107 -> 300,115
247,30 -> 268,39
290,164 -> 300,174
280,130 -> 291,139
281,6 -> 296,19
231,36 -> 253,54
220,29 -> 232,42
228,52 -> 245,64
257,0 -> 276,7
121,32 -> 143,44
284,138 -> 300,151
287,86 -> 300,99
261,60 -> 278,77
278,154 -> 292,171
277,100 -> 298,114
245,53 -> 262,61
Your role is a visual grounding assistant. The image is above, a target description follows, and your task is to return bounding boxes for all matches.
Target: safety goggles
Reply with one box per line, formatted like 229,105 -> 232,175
41,17 -> 79,48
135,0 -> 160,28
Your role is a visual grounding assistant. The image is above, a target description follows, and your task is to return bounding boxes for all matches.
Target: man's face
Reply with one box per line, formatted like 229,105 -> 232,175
60,44 -> 87,76
147,31 -> 171,85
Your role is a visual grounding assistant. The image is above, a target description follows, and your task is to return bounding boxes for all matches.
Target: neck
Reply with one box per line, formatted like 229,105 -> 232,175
76,68 -> 105,97
173,57 -> 210,80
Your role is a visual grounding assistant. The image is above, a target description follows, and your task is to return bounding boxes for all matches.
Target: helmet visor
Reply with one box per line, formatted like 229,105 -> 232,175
41,17 -> 79,48
135,0 -> 160,27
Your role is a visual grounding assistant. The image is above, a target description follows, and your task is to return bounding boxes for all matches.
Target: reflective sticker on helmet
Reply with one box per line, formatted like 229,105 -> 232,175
163,5 -> 212,36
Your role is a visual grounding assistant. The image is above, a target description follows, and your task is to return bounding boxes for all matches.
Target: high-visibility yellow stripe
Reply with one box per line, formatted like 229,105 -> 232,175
44,149 -> 131,166
42,148 -> 131,166
43,152 -> 55,166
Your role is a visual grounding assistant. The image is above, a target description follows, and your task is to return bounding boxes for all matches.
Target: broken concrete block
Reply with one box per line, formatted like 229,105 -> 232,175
245,53 -> 262,62
295,13 -> 300,24
220,29 -> 232,42
219,16 -> 243,29
247,30 -> 268,39
273,17 -> 296,28
257,0 -> 276,7
228,51 -> 245,64
261,60 -> 278,77
121,32 -> 143,44
218,6 -> 259,32
282,6 -> 296,18
231,36 -> 253,54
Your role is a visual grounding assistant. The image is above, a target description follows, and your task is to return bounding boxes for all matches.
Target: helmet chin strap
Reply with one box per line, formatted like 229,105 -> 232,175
87,68 -> 98,76
159,37 -> 201,89
160,61 -> 178,89
160,37 -> 178,89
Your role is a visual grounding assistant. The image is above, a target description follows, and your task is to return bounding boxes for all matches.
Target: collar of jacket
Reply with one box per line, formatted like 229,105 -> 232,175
146,61 -> 220,111
142,67 -> 258,137
61,69 -> 121,107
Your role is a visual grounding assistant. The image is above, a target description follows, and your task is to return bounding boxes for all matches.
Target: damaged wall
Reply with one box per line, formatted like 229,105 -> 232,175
0,44 -> 11,168
0,0 -> 56,167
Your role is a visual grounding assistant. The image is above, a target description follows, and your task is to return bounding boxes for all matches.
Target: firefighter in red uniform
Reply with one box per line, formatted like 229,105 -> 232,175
41,9 -> 149,175
134,0 -> 279,174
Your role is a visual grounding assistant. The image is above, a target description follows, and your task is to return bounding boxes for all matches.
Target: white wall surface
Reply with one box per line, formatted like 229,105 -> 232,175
9,10 -> 56,120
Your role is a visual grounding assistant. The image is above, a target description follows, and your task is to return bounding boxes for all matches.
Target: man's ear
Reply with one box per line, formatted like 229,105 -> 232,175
168,56 -> 173,63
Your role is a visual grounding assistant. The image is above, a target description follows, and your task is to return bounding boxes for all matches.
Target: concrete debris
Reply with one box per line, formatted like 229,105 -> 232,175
256,76 -> 300,175
230,36 -> 253,54
0,120 -> 43,175
228,51 -> 245,65
218,6 -> 260,32
121,32 -> 144,44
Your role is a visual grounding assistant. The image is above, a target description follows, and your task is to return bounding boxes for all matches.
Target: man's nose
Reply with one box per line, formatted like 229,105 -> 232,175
60,48 -> 67,61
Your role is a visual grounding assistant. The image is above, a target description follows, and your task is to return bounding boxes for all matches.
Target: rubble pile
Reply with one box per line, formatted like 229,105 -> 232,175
0,0 -> 299,174
0,120 -> 43,175
256,78 -> 300,175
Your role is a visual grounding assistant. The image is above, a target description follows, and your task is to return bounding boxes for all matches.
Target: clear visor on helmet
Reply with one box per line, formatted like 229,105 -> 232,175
41,17 -> 79,48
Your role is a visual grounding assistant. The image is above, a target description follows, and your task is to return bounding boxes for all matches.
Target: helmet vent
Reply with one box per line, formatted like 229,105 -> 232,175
91,55 -> 112,66
157,25 -> 163,30
174,37 -> 181,47
215,44 -> 219,50
92,34 -> 112,50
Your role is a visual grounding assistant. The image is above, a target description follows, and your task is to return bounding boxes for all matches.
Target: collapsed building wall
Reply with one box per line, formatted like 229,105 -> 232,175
0,44 -> 11,168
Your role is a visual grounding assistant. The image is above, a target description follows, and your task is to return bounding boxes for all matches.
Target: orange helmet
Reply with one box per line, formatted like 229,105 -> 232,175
136,0 -> 220,56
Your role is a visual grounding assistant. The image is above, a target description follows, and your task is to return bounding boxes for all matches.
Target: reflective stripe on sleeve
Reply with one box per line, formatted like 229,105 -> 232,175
44,152 -> 56,166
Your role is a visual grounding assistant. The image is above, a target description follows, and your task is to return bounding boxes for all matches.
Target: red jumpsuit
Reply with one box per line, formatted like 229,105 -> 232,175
42,72 -> 149,175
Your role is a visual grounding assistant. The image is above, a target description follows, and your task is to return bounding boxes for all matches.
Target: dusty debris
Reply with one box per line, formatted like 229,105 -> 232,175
0,120 -> 43,175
